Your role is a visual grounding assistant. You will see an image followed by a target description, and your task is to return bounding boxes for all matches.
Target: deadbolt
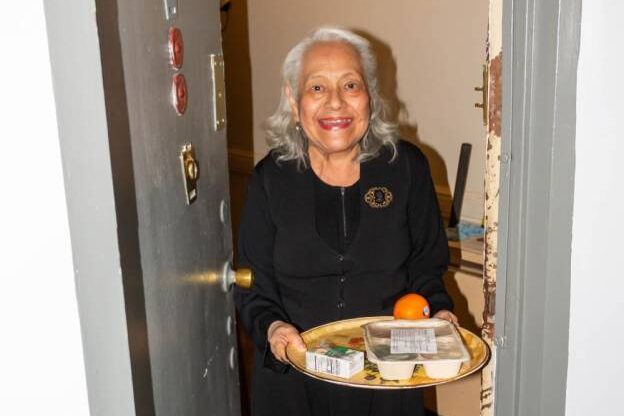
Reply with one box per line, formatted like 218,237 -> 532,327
180,143 -> 199,204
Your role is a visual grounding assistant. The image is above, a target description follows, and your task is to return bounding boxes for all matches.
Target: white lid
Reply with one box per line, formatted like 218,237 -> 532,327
362,318 -> 470,365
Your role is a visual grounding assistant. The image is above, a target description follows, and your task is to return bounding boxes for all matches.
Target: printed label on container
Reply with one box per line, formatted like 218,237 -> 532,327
390,328 -> 438,354
305,346 -> 364,379
310,354 -> 343,375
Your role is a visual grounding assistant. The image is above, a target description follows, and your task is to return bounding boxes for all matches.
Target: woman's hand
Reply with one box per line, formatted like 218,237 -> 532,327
433,310 -> 459,327
267,320 -> 307,363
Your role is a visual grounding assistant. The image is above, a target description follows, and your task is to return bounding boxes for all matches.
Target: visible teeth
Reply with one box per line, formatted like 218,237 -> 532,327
322,118 -> 351,125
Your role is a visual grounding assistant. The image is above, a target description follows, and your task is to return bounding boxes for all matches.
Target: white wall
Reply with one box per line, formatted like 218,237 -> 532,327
0,2 -> 89,415
567,2 -> 624,415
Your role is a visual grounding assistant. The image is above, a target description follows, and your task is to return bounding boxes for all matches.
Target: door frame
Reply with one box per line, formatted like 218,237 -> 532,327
44,0 -> 153,414
495,0 -> 581,415
45,0 -> 582,414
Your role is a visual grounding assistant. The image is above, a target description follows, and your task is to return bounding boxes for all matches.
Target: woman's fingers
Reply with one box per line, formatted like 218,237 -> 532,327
285,330 -> 307,351
433,310 -> 459,327
270,338 -> 288,362
267,321 -> 306,363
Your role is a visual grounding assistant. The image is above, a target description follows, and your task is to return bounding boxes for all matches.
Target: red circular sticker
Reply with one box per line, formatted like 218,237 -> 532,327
168,27 -> 184,70
172,73 -> 188,115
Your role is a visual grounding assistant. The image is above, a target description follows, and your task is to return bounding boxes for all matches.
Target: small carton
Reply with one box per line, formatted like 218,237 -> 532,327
305,346 -> 364,379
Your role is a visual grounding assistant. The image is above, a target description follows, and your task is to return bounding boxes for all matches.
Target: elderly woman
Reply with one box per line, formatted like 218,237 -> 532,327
235,27 -> 457,416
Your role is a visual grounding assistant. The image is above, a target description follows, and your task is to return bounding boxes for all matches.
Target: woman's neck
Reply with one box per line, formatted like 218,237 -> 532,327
309,146 -> 360,187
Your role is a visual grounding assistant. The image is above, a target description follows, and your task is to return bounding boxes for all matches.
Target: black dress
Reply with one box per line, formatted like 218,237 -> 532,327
235,140 -> 452,416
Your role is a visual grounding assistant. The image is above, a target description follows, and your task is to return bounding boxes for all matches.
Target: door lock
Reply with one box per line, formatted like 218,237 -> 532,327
180,143 -> 199,204
221,261 -> 253,292
185,157 -> 198,181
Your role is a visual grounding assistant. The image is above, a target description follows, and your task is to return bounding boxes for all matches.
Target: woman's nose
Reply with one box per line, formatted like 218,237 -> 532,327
326,88 -> 345,110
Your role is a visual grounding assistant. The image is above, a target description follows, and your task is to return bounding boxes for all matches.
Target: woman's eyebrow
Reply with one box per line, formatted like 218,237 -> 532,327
304,71 -> 362,81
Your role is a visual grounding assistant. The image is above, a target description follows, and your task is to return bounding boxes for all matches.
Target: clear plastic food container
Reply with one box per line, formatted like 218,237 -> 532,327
362,318 -> 470,380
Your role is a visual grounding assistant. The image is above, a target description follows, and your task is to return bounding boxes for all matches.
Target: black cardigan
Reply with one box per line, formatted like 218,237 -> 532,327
234,140 -> 452,416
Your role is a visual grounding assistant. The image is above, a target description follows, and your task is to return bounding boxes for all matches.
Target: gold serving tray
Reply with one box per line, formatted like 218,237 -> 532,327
286,316 -> 489,389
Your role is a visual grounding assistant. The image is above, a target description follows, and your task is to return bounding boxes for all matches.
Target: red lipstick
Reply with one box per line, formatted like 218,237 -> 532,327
318,117 -> 353,130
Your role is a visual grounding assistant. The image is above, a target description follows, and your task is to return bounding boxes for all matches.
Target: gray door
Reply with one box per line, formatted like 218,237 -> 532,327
107,1 -> 240,415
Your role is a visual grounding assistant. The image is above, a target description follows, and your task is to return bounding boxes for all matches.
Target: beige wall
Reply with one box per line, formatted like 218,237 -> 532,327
246,0 -> 488,223
222,0 -> 254,152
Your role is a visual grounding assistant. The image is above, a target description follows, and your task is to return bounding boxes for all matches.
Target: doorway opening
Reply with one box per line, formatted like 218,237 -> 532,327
39,0 -> 578,414
221,2 -> 501,415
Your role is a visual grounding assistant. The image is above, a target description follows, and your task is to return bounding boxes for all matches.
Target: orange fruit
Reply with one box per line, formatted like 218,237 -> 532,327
393,293 -> 430,320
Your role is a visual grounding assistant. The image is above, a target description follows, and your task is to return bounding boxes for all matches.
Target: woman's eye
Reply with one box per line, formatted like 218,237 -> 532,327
310,85 -> 323,92
345,82 -> 360,91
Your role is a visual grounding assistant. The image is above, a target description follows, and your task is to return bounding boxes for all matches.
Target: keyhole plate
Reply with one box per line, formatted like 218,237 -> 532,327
180,143 -> 199,204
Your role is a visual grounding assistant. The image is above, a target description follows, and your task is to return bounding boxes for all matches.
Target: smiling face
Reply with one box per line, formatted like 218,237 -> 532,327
287,41 -> 370,158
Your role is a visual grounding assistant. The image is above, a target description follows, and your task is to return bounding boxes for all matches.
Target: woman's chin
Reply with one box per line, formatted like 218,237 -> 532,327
309,141 -> 360,157
308,132 -> 365,155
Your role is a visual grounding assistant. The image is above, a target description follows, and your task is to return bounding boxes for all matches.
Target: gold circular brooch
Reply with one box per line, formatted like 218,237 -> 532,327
364,187 -> 393,208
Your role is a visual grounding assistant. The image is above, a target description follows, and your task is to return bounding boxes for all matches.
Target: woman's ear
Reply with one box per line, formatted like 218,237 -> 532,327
284,84 -> 300,122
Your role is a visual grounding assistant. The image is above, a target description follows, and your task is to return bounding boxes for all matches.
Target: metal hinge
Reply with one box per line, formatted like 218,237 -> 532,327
493,335 -> 507,348
210,54 -> 227,131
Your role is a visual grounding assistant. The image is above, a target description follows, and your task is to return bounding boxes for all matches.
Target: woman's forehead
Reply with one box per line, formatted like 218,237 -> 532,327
300,41 -> 364,79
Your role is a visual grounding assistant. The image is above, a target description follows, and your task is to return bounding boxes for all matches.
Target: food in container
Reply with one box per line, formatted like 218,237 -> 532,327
362,318 -> 470,380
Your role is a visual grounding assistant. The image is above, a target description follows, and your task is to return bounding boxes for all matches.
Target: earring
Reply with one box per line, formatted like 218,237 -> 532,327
295,123 -> 301,131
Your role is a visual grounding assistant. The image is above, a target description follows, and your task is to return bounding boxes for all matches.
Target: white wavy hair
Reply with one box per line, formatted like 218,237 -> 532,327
265,26 -> 398,167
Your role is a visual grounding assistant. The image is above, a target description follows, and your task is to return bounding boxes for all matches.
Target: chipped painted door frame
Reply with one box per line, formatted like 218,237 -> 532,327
479,0 -> 502,414
490,1 -> 581,415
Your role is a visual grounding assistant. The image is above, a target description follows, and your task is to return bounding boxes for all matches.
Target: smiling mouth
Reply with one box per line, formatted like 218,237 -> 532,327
318,117 -> 353,130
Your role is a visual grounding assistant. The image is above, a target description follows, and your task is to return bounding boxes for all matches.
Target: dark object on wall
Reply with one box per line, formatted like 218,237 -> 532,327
220,0 -> 231,32
449,143 -> 472,228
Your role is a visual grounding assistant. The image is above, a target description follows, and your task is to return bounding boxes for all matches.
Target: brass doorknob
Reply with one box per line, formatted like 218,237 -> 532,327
233,268 -> 253,289
221,262 -> 254,292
